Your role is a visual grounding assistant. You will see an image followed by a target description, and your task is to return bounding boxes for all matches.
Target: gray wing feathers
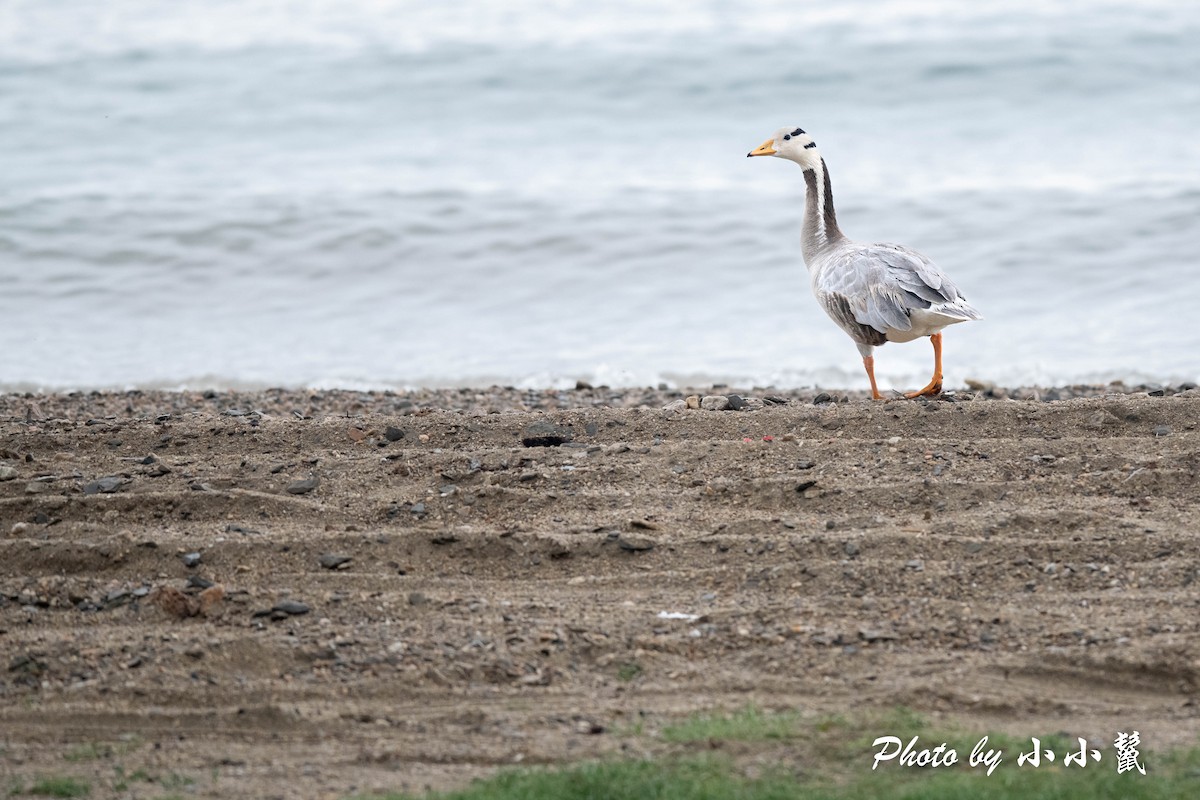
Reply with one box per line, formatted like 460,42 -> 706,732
863,287 -> 912,332
817,243 -> 979,336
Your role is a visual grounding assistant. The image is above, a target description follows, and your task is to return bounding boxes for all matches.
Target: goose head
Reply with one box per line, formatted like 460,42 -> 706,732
747,126 -> 820,167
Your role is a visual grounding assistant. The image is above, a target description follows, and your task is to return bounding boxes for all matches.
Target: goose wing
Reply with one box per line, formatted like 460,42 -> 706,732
815,243 -> 979,336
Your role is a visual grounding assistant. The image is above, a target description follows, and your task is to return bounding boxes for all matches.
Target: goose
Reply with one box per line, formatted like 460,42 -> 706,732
748,127 -> 981,399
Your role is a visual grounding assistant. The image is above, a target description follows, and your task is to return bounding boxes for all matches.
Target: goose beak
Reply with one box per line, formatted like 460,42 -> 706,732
747,139 -> 776,157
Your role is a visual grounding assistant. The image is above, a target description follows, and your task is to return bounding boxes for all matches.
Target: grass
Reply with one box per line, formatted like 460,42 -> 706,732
661,705 -> 805,743
615,662 -> 643,682
354,750 -> 1199,799
7,763 -> 193,798
351,706 -> 1200,800
23,777 -> 90,798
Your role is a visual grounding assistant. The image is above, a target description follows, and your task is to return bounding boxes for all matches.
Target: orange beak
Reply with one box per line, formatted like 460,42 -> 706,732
746,138 -> 776,157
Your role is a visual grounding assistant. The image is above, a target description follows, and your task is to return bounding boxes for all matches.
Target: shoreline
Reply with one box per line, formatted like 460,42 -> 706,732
2,380 -> 1196,421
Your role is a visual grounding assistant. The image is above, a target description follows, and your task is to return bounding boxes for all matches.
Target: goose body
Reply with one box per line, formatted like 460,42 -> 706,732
749,127 -> 981,399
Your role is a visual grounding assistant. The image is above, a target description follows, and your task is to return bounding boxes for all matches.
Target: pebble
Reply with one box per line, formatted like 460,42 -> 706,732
181,552 -> 202,568
700,395 -> 729,411
83,475 -> 127,494
521,421 -> 573,447
318,553 -> 353,570
617,534 -> 655,552
684,395 -> 701,409
858,628 -> 899,643
274,599 -> 310,616
843,541 -> 860,557
0,464 -> 18,481
725,394 -> 747,411
812,392 -> 833,405
384,426 -> 405,441
1153,425 -> 1172,437
661,399 -> 686,412
286,476 -> 320,494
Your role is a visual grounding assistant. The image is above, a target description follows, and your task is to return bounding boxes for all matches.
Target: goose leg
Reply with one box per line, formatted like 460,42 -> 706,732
862,355 -> 883,400
905,333 -> 943,398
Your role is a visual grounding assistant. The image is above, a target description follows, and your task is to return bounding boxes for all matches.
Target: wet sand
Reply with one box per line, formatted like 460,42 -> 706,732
2,385 -> 1198,797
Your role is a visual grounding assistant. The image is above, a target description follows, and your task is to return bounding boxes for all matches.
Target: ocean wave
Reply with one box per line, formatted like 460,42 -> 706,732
1,0 -> 1192,62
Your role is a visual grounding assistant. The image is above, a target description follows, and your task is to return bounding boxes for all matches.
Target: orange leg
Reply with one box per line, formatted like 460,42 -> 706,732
905,333 -> 943,398
862,355 -> 883,400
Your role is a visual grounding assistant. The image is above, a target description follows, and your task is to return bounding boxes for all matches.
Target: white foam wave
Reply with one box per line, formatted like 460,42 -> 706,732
0,0 -> 1190,62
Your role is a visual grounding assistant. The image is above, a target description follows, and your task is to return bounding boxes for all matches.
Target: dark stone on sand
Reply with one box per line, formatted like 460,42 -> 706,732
187,575 -> 215,589
318,553 -> 353,570
83,475 -> 127,494
725,394 -> 747,411
1153,425 -> 1171,437
384,426 -> 405,441
812,392 -> 833,405
286,476 -> 320,494
522,421 -> 573,447
618,534 -> 655,552
796,480 -> 817,493
274,600 -> 310,616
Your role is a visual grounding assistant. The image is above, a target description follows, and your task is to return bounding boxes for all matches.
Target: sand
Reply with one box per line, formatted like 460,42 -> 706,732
1,385 -> 1198,798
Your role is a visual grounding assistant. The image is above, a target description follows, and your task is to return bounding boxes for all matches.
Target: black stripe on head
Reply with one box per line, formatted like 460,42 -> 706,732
791,127 -> 805,136
804,141 -> 817,149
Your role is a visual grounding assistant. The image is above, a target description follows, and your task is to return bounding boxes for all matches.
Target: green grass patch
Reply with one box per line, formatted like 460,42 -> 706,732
62,736 -> 142,764
356,747 -> 1199,800
24,776 -> 90,798
615,662 -> 643,682
356,706 -> 1200,800
62,744 -> 109,763
359,747 -> 1198,800
660,704 -> 805,743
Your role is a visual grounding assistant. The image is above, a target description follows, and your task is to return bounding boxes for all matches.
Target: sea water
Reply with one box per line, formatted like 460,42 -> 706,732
2,0 -> 1198,392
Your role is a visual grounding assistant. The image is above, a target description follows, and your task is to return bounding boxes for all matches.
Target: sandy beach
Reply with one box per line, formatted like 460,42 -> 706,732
2,384 -> 1198,797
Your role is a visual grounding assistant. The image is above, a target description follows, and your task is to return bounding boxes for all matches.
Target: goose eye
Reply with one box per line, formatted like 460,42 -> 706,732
783,134 -> 791,140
